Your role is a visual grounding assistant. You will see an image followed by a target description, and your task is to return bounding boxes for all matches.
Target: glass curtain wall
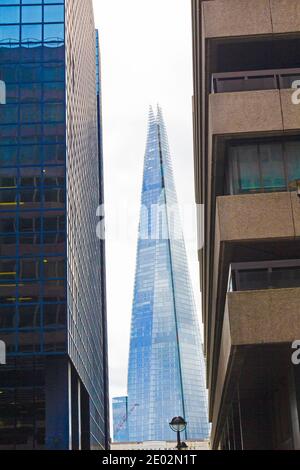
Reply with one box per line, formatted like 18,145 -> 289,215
127,107 -> 210,442
0,0 -> 65,449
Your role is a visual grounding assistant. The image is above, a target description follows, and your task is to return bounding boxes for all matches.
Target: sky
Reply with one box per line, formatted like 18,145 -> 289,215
93,0 -> 200,402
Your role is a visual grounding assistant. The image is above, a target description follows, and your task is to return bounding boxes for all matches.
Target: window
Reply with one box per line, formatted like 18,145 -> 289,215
230,260 -> 300,292
0,25 -> 19,42
19,304 -> 40,329
22,6 -> 42,24
44,5 -> 64,23
0,7 -> 20,25
0,306 -> 16,329
44,23 -> 64,41
19,259 -> 39,280
227,139 -> 300,195
22,24 -> 42,42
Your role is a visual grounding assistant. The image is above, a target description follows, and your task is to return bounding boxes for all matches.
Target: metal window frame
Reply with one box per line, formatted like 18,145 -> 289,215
211,68 -> 300,94
229,259 -> 300,292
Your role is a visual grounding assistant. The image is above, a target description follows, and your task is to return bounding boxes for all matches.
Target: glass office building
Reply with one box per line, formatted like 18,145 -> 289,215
0,0 -> 109,449
112,396 -> 129,443
126,107 -> 209,442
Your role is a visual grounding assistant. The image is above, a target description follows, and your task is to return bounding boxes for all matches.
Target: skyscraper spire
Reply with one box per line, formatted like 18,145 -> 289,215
126,108 -> 209,442
148,105 -> 155,124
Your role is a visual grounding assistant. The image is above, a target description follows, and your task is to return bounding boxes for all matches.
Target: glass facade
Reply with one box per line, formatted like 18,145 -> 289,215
112,396 -> 129,443
0,0 -> 108,450
226,138 -> 300,195
126,107 -> 209,442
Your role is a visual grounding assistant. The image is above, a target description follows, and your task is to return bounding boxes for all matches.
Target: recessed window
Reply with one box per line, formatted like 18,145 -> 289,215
227,139 -> 300,195
231,260 -> 300,291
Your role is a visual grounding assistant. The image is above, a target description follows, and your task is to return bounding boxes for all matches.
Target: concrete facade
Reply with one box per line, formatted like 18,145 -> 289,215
203,0 -> 300,38
192,0 -> 300,450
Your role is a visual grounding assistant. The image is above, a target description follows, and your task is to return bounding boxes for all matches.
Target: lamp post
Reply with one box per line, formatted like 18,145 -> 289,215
169,416 -> 187,450
0,80 -> 6,105
0,340 -> 5,365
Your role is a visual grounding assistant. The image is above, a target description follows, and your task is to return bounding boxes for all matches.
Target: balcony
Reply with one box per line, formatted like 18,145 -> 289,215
212,68 -> 300,94
228,260 -> 300,292
209,88 -> 300,136
215,191 -> 300,245
211,285 -> 300,447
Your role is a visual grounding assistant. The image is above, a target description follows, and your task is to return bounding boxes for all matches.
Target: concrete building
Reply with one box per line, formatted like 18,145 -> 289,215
192,0 -> 300,450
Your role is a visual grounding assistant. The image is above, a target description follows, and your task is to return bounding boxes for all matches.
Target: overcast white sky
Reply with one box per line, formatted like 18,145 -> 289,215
93,0 -> 200,403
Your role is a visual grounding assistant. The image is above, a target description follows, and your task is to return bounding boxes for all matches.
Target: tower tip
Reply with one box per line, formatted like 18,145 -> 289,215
148,105 -> 155,120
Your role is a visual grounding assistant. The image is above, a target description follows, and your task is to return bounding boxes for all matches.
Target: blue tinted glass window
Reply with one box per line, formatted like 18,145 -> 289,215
0,1 -> 20,4
22,24 -> 42,41
20,104 -> 42,123
44,103 -> 64,122
43,64 -> 64,81
0,25 -> 19,42
22,6 -> 42,24
0,105 -> 18,124
44,5 -> 64,23
44,23 -> 64,41
20,64 -> 42,82
20,83 -> 42,103
43,82 -> 64,102
0,6 -> 20,24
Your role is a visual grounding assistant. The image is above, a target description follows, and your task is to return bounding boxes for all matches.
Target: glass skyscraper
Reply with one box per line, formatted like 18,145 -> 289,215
112,396 -> 129,443
126,107 -> 209,442
0,0 -> 109,450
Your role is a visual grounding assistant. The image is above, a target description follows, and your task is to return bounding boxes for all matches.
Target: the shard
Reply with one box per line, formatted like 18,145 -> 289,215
127,106 -> 209,442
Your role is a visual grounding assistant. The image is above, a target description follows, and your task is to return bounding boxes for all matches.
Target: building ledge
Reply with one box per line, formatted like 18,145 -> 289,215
203,0 -> 300,39
211,286 -> 300,447
209,89 -> 300,136
216,191 -> 300,243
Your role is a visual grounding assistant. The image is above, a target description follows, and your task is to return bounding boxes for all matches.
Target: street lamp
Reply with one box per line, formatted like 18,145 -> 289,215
0,340 -> 5,365
169,416 -> 187,450
0,80 -> 6,105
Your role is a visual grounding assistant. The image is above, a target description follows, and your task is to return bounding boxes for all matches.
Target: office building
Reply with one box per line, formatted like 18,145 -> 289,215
125,107 -> 209,442
192,0 -> 300,449
112,396 -> 129,443
0,0 -> 109,450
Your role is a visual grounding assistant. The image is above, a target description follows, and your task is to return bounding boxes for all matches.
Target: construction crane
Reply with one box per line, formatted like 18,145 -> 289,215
115,403 -> 139,437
